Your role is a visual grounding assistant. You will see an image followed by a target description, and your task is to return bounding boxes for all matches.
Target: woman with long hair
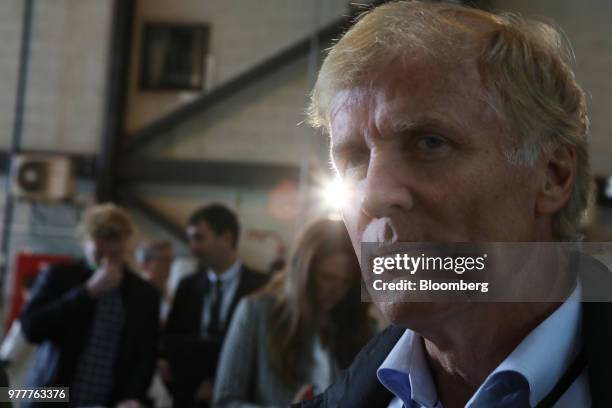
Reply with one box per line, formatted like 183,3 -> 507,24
213,219 -> 374,407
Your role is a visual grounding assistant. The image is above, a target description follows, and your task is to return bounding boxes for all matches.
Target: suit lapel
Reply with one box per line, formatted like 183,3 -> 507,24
321,325 -> 401,407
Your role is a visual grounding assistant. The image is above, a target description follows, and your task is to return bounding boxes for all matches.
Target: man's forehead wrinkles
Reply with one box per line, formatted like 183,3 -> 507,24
329,62 -> 499,149
330,88 -> 375,140
330,85 -> 374,118
372,82 -> 497,139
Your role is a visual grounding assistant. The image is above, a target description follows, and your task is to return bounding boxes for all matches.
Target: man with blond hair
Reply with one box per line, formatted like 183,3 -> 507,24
296,1 -> 612,407
21,203 -> 160,408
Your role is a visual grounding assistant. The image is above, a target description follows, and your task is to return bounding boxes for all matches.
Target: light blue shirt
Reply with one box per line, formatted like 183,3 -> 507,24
200,260 -> 243,337
379,283 -> 589,408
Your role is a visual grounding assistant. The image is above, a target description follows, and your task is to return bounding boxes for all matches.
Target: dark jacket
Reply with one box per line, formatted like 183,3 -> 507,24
164,264 -> 268,406
294,254 -> 612,407
20,260 -> 160,405
165,264 -> 269,339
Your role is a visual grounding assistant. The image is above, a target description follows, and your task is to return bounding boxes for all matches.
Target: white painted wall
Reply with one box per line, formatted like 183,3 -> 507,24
0,0 -> 113,153
126,0 -> 349,133
145,55 -> 315,165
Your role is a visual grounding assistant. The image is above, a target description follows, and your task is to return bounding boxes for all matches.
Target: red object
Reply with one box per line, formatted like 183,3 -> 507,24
302,386 -> 314,401
6,253 -> 71,329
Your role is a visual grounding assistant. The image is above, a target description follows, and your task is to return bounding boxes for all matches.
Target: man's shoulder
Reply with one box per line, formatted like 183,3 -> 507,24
176,269 -> 205,289
241,264 -> 267,277
39,259 -> 89,285
360,324 -> 406,358
240,264 -> 270,287
125,269 -> 160,296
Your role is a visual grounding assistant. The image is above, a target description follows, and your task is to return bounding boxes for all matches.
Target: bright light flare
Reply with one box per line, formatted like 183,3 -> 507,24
321,176 -> 350,211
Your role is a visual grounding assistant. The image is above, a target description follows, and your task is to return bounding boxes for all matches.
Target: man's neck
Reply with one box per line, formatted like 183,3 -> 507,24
210,253 -> 238,276
417,244 -> 576,407
422,301 -> 562,408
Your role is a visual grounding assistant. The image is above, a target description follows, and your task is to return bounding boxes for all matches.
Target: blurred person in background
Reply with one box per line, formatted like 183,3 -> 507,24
20,203 -> 160,408
136,240 -> 175,325
164,204 -> 268,407
213,219 -> 375,408
136,240 -> 175,408
0,275 -> 37,387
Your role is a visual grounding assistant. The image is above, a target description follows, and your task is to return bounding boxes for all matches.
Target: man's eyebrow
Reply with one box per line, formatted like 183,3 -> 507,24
391,116 -> 475,147
392,116 -> 461,134
330,115 -> 468,160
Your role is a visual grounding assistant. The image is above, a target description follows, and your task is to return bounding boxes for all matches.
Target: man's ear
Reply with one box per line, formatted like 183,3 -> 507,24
535,144 -> 576,216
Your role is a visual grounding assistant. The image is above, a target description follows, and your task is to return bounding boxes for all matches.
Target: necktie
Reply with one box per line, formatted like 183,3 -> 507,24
208,279 -> 223,337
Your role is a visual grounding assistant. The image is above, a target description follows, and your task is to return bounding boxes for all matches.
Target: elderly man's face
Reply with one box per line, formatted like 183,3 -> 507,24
329,57 -> 547,326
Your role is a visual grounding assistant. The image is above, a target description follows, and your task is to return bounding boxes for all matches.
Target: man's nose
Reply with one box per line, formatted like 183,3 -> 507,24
360,156 -> 414,220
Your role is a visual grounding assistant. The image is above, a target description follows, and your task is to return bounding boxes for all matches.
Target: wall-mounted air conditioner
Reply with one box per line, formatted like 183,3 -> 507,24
11,154 -> 75,202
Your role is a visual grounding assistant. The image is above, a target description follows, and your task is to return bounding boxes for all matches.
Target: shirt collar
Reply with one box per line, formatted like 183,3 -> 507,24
377,282 -> 582,408
468,281 -> 582,407
377,329 -> 438,407
207,260 -> 242,283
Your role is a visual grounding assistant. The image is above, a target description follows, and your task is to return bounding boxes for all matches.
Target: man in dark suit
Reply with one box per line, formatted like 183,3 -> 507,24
165,204 -> 268,407
20,203 -> 160,408
296,1 -> 612,407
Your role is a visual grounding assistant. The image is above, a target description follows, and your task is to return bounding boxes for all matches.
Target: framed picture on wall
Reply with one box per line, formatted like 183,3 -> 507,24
140,22 -> 210,91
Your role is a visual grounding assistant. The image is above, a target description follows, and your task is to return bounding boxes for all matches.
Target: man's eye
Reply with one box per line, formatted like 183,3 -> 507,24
342,154 -> 369,179
413,135 -> 452,159
417,135 -> 447,149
